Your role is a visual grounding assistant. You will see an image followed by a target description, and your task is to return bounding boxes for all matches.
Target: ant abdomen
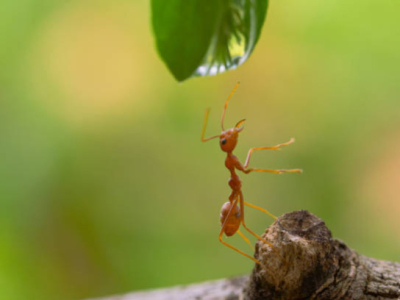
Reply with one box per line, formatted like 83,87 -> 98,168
220,202 -> 241,237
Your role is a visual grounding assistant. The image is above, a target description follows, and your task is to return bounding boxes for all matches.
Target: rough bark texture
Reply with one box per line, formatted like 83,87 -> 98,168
246,210 -> 400,299
87,210 -> 400,300
86,276 -> 248,300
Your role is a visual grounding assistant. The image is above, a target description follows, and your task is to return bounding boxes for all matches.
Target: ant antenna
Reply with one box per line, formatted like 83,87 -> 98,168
221,82 -> 240,131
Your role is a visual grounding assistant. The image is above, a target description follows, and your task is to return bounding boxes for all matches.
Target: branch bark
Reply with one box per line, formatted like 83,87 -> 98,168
245,210 -> 400,299
88,210 -> 400,300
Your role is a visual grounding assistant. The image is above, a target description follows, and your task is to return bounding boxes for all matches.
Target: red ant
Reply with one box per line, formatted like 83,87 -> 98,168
201,82 -> 302,265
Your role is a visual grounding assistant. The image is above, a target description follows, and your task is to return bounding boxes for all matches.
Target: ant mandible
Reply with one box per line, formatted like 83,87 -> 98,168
201,82 -> 302,265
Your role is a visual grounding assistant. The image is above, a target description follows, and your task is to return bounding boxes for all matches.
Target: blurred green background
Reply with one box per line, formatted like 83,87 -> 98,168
1,0 -> 400,299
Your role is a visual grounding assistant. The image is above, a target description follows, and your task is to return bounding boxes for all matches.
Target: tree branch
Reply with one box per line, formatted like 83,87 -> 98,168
246,210 -> 400,299
88,210 -> 400,300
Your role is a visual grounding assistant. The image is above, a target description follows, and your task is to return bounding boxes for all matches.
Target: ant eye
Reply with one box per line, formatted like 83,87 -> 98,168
221,138 -> 227,145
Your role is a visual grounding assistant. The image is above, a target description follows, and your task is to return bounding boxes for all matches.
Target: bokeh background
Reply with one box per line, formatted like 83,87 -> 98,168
1,0 -> 400,299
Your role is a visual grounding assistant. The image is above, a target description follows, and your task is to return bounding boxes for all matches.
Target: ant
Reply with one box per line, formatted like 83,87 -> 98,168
201,82 -> 302,265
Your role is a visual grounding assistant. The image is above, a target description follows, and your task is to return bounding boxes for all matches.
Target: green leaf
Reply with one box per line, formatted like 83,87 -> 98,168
151,0 -> 269,82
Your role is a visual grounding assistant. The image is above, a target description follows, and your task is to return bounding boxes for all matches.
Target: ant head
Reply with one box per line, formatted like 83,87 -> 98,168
219,119 -> 245,153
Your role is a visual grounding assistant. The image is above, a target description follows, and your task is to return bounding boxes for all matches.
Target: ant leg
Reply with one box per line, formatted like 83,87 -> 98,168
220,219 -> 279,284
244,138 -> 296,168
218,232 -> 260,265
245,168 -> 303,174
244,201 -> 277,220
237,229 -> 255,251
238,191 -> 289,266
228,191 -> 236,203
219,198 -> 260,265
239,199 -> 276,249
201,108 -> 220,142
